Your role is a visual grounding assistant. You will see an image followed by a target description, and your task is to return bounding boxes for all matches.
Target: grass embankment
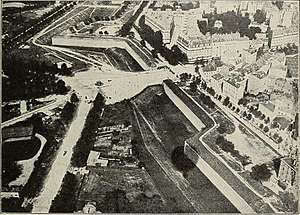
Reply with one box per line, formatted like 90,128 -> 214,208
133,85 -> 239,213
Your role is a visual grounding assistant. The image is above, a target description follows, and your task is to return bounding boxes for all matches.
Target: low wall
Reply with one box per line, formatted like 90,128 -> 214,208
163,82 -> 205,131
184,143 -> 255,213
163,79 -> 256,213
51,36 -> 150,70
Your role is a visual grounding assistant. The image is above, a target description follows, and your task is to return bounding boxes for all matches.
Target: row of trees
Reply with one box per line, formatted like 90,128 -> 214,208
71,93 -> 106,167
199,10 -> 262,40
138,15 -> 188,65
118,1 -> 148,37
215,136 -> 251,166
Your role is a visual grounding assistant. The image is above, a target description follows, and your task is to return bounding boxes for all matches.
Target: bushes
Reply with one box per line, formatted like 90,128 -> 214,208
215,136 -> 251,166
216,136 -> 234,152
250,164 -> 272,183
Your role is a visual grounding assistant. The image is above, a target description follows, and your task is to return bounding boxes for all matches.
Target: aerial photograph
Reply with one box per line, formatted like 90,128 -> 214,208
1,0 -> 299,213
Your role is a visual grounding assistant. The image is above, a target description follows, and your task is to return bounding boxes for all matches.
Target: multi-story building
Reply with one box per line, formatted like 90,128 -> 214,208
177,32 -> 212,63
247,71 -> 268,95
177,32 -> 251,63
213,1 -> 240,13
278,157 -> 298,194
282,10 -> 294,27
210,73 -> 224,95
259,101 -> 277,120
270,26 -> 299,48
211,33 -> 250,59
223,75 -> 246,105
144,8 -> 175,43
285,54 -> 298,78
242,48 -> 257,64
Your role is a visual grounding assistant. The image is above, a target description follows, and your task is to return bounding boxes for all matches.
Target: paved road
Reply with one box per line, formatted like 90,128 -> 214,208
31,98 -> 92,213
2,100 -> 63,129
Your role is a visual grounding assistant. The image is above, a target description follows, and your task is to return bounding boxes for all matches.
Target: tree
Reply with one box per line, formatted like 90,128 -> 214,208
265,117 -> 270,124
250,163 -> 272,183
247,113 -> 252,120
263,126 -> 269,133
100,189 -> 132,213
70,92 -> 79,104
253,9 -> 266,24
259,124 -> 264,129
171,146 -> 195,173
236,107 -> 240,113
197,20 -> 208,35
56,80 -> 68,95
50,172 -> 78,212
190,81 -> 197,92
273,1 -> 284,10
104,31 -> 109,35
216,136 -> 235,152
217,123 -> 227,134
60,103 -> 75,125
140,39 -> 146,47
2,159 -> 23,187
223,96 -> 230,106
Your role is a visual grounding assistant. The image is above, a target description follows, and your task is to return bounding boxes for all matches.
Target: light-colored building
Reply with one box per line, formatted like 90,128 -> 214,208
282,10 -> 294,27
259,101 -> 277,120
213,1 -> 240,13
247,71 -> 268,95
212,33 -> 250,59
87,150 -> 109,167
144,8 -> 174,43
210,73 -> 224,95
223,75 -> 246,105
242,48 -> 257,64
278,157 -> 298,193
177,32 -> 212,62
177,32 -> 251,63
270,26 -> 299,48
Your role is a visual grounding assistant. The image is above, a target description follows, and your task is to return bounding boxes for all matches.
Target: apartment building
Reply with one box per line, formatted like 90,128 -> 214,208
223,75 -> 246,105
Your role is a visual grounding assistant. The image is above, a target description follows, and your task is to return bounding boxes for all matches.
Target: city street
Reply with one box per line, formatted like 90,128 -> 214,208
32,97 -> 93,213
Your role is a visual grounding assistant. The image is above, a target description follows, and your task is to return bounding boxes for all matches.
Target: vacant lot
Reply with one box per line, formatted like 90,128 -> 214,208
79,167 -> 160,204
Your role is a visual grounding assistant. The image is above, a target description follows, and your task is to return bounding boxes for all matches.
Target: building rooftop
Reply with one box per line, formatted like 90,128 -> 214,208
252,71 -> 268,79
212,73 -> 224,81
2,125 -> 34,140
212,32 -> 249,43
261,101 -> 276,112
226,75 -> 245,88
